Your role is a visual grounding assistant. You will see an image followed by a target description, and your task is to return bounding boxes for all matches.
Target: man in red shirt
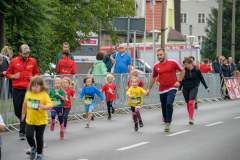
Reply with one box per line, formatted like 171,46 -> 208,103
56,49 -> 76,75
200,58 -> 212,74
146,48 -> 185,132
6,45 -> 40,140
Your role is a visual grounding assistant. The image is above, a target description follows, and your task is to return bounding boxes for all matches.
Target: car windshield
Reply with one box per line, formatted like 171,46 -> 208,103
138,59 -> 152,69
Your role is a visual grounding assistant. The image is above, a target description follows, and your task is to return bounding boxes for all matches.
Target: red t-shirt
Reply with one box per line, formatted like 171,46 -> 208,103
194,64 -> 200,69
101,84 -> 116,102
63,88 -> 75,108
200,64 -> 212,74
127,79 -> 145,87
152,59 -> 183,93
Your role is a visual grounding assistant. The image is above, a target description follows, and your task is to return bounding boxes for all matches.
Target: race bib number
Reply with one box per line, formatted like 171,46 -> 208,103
84,97 -> 94,105
131,97 -> 141,104
27,98 -> 40,110
51,98 -> 62,107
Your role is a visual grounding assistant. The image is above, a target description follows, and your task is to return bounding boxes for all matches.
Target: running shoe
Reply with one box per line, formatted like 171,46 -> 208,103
36,154 -> 43,160
194,103 -> 198,109
60,131 -> 64,139
164,123 -> 171,132
30,148 -> 36,160
162,118 -> 165,124
91,114 -> 94,121
50,123 -> 55,131
189,119 -> 194,125
108,115 -> 111,120
19,133 -> 26,140
134,123 -> 138,131
139,120 -> 144,128
112,108 -> 115,114
85,123 -> 90,128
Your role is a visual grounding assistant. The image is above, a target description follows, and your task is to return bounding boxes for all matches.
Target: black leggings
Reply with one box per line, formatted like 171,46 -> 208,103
107,100 -> 114,116
63,108 -> 71,128
26,124 -> 46,154
183,87 -> 198,103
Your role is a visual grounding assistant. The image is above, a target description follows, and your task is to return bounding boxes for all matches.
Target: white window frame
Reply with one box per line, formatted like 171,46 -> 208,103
181,13 -> 187,23
197,35 -> 205,42
198,13 -> 206,23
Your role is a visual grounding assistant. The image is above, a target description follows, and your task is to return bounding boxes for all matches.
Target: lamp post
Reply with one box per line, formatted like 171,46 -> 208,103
187,36 -> 195,56
150,30 -> 161,63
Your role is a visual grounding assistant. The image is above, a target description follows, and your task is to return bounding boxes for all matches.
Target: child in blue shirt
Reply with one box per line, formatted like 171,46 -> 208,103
79,76 -> 104,128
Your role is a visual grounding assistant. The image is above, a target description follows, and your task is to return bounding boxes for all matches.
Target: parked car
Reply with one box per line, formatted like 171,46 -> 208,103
132,59 -> 152,73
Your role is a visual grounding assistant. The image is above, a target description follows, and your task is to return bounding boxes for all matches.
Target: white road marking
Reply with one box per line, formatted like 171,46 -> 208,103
234,116 -> 240,119
205,122 -> 223,126
166,130 -> 191,137
116,142 -> 149,151
78,159 -> 88,160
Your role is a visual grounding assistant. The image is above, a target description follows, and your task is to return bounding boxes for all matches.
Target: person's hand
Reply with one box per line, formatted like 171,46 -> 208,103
79,99 -> 82,102
206,88 -> 210,92
39,103 -> 45,109
29,76 -> 33,80
73,96 -> 76,100
131,94 -> 135,98
174,81 -> 180,88
156,82 -> 160,85
102,101 -> 104,104
21,113 -> 25,121
145,89 -> 150,96
125,87 -> 128,91
221,75 -> 224,77
2,71 -> 6,75
15,72 -> 20,79
110,72 -> 114,74
176,90 -> 182,95
55,92 -> 60,96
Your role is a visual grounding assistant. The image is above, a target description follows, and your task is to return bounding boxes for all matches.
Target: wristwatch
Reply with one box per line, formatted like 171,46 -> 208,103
178,80 -> 182,83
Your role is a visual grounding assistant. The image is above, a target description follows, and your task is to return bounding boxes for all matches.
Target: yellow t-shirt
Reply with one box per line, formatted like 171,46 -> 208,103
24,91 -> 53,125
126,86 -> 146,107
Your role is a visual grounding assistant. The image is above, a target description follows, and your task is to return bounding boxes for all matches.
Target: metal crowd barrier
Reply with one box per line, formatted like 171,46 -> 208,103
0,73 -> 223,132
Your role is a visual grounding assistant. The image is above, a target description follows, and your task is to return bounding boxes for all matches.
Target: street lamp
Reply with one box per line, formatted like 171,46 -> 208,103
150,30 -> 161,63
187,35 -> 195,56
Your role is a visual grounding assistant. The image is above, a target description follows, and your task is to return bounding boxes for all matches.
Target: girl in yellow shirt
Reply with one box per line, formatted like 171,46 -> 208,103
22,76 -> 53,160
126,77 -> 147,131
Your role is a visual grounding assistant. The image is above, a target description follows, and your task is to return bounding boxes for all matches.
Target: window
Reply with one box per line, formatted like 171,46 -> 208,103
181,13 -> 187,23
198,36 -> 205,42
198,13 -> 205,23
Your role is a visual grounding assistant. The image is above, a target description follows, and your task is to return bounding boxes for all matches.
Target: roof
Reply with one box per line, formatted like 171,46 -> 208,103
168,28 -> 187,41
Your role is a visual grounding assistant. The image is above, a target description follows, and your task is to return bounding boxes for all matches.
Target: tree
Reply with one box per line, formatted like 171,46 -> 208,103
201,0 -> 240,64
1,0 -> 136,74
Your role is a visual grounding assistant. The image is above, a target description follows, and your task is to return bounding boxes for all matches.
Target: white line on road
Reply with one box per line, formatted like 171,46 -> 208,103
166,130 -> 191,137
205,122 -> 223,126
116,142 -> 149,151
234,116 -> 240,119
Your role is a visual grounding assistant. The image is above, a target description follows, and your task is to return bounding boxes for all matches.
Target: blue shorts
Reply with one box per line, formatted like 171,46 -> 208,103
50,107 -> 63,116
85,103 -> 95,113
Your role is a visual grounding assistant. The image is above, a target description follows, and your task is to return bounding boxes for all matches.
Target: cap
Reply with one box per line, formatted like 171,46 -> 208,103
19,45 -> 30,54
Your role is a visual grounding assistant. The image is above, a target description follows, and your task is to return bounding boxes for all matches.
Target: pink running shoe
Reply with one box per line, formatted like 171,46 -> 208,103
162,118 -> 165,124
42,145 -> 48,155
50,123 -> 55,131
60,131 -> 64,139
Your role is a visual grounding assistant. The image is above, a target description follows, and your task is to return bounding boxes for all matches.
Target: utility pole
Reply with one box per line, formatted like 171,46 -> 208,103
231,0 -> 236,63
216,0 -> 222,56
0,12 -> 5,50
161,0 -> 165,49
152,7 -> 155,63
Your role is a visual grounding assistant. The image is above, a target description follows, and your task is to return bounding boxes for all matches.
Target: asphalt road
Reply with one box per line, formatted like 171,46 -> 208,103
2,100 -> 240,160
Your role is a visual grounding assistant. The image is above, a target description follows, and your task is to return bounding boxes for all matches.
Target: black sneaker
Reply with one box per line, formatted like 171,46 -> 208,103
134,123 -> 138,131
108,115 -> 111,120
139,120 -> 144,127
91,114 -> 94,121
112,108 -> 115,114
194,103 -> 198,109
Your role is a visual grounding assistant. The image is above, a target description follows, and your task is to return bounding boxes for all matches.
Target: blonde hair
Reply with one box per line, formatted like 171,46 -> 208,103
130,70 -> 138,77
130,77 -> 139,84
27,76 -> 49,92
62,77 -> 76,87
235,70 -> 239,77
53,78 -> 62,84
1,46 -> 13,57
105,74 -> 115,82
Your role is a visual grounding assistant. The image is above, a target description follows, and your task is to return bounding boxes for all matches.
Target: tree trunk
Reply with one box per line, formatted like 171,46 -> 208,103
0,12 -> 5,51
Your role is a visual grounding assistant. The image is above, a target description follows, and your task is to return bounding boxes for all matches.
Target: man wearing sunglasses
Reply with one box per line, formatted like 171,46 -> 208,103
103,45 -> 117,72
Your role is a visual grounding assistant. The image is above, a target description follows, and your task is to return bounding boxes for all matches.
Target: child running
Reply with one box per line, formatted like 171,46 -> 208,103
79,76 -> 104,128
21,76 -> 53,160
62,77 -> 76,132
125,70 -> 145,90
100,74 -> 116,120
126,77 -> 147,131
50,78 -> 66,139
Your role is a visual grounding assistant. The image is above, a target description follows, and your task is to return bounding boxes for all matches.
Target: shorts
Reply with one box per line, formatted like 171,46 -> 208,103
50,107 -> 63,116
85,103 -> 95,113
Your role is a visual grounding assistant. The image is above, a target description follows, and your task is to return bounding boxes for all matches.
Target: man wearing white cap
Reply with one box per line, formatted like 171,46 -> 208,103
6,44 -> 40,140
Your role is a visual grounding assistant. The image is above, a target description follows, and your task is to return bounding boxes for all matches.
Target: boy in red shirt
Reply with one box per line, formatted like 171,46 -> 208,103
56,49 -> 76,75
200,58 -> 212,74
125,70 -> 145,90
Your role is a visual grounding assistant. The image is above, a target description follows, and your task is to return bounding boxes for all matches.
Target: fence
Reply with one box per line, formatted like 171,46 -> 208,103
0,73 -> 223,132
221,77 -> 240,99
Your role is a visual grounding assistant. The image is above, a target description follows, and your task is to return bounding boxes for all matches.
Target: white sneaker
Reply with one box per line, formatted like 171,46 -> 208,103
189,119 -> 194,125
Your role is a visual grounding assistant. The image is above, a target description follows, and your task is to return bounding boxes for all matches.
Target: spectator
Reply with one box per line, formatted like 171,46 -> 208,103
235,70 -> 240,77
196,61 -> 200,68
6,44 -> 40,140
110,44 -> 132,74
214,56 -> 223,77
200,58 -> 212,74
0,55 -> 6,77
237,61 -> 240,71
93,51 -> 108,75
219,56 -> 225,65
222,59 -> 231,78
56,42 -> 75,75
104,45 -> 117,72
228,57 -> 236,77
88,62 -> 94,74
56,49 -> 76,75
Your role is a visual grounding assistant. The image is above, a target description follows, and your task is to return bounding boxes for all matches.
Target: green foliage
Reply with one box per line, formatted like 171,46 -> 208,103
201,0 -> 240,64
1,0 -> 136,74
